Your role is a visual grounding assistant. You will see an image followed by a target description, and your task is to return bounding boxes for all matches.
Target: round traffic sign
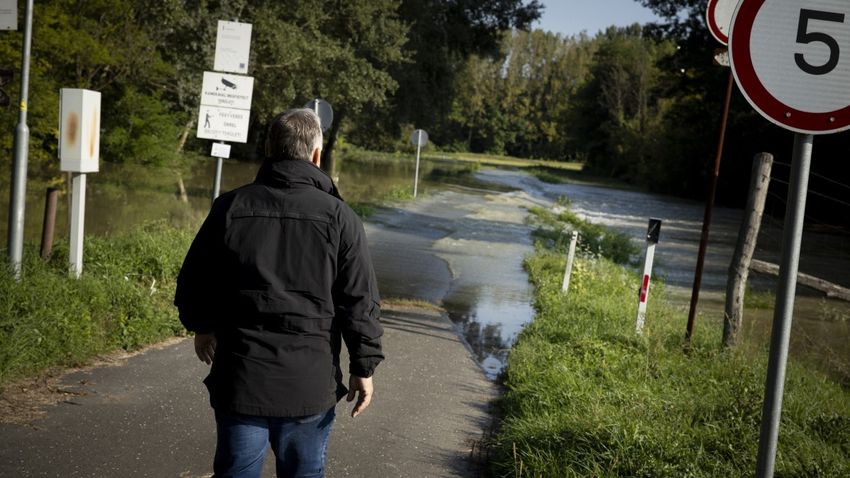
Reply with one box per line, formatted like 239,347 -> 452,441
729,0 -> 850,134
410,129 -> 429,147
707,0 -> 737,45
303,98 -> 334,132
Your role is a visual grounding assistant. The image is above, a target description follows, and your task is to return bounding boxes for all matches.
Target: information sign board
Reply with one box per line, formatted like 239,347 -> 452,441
214,20 -> 252,74
197,105 -> 250,143
0,0 -> 16,30
201,71 -> 254,110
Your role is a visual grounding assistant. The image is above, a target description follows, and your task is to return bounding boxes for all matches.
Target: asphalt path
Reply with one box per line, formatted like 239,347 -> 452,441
0,305 -> 495,477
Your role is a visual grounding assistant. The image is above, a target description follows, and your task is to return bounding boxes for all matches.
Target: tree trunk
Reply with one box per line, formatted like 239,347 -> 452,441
750,259 -> 850,302
723,153 -> 773,347
174,117 -> 194,203
321,110 -> 344,181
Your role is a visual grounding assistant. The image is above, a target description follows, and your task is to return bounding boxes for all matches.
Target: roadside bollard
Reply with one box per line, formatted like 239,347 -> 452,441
561,230 -> 579,293
635,218 -> 662,335
40,187 -> 59,259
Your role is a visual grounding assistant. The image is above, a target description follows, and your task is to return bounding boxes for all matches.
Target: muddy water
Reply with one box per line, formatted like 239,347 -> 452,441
365,187 -> 542,378
477,169 -> 850,380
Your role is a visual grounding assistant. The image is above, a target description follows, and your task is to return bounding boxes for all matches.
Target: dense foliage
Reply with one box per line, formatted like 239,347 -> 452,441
0,0 -> 847,219
490,206 -> 850,476
0,222 -> 192,384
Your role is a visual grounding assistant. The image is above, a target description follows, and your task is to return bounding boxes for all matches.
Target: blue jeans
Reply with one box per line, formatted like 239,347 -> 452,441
213,407 -> 335,478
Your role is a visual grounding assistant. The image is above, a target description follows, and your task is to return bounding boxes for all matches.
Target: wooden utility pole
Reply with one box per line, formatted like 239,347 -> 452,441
723,153 -> 773,347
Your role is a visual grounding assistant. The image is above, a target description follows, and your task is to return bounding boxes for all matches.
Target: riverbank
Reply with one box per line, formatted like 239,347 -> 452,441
488,207 -> 850,476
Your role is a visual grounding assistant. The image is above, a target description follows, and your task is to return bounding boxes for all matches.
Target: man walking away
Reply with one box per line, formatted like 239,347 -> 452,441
175,108 -> 384,478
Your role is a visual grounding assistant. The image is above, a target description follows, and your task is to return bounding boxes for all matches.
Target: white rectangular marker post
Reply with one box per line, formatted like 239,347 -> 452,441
561,231 -> 579,293
59,88 -> 101,278
635,218 -> 661,334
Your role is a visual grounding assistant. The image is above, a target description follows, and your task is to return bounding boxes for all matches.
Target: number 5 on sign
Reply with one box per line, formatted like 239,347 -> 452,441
730,0 -> 850,134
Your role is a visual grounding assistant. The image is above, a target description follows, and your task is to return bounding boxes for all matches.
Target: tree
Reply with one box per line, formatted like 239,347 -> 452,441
382,0 -> 543,148
570,25 -> 675,180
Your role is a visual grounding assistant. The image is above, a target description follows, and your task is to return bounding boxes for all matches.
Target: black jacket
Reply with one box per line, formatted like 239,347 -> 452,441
174,159 -> 383,417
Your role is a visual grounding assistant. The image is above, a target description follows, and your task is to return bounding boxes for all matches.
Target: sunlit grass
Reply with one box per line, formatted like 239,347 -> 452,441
488,206 -> 850,477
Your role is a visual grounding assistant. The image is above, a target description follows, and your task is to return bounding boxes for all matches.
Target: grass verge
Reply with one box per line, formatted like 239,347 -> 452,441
489,207 -> 850,477
0,222 -> 192,386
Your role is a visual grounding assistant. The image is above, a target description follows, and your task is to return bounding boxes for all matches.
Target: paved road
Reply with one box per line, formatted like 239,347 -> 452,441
0,306 -> 495,477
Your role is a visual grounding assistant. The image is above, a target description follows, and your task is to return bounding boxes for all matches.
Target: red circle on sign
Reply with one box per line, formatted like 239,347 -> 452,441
707,0 -> 728,45
730,0 -> 850,134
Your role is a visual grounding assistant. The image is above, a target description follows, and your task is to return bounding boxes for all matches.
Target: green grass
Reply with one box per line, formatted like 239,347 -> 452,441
489,207 -> 850,477
526,199 -> 638,266
0,222 -> 193,386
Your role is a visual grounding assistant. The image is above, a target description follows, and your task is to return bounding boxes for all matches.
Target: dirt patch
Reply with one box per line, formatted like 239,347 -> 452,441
0,337 -> 186,426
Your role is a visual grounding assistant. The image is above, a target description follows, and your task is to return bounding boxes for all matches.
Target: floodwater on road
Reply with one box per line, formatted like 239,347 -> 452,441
365,186 -> 542,378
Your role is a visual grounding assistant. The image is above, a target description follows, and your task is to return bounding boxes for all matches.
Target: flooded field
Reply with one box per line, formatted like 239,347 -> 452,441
2,156 -> 848,380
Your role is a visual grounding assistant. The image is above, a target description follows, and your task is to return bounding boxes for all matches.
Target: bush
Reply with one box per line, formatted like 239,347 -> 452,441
0,222 -> 192,384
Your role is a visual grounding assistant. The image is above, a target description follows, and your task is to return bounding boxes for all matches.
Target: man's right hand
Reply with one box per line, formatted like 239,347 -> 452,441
346,375 -> 374,418
194,333 -> 216,365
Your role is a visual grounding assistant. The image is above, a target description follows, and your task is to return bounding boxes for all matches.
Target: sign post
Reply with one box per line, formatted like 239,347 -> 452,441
6,0 -> 32,279
686,0 -> 739,343
198,21 -> 254,206
635,218 -> 661,335
410,129 -> 428,198
729,1 -> 850,475
59,88 -> 101,278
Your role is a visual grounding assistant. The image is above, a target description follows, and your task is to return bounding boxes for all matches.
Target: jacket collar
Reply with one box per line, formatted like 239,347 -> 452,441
255,159 -> 343,200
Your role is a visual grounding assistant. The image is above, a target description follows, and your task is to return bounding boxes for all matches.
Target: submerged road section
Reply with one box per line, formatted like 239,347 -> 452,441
365,184 -> 544,377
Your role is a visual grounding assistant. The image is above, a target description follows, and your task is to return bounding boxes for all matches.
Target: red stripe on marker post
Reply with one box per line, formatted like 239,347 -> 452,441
640,275 -> 650,303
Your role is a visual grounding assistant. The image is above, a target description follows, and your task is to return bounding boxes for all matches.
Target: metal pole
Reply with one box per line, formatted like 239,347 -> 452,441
69,173 -> 86,278
685,69 -> 734,342
755,133 -> 813,478
6,0 -> 34,278
211,156 -> 223,206
413,130 -> 422,199
562,230 -> 579,293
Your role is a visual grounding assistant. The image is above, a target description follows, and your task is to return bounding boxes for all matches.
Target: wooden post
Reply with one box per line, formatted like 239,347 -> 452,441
723,153 -> 773,347
40,188 -> 60,259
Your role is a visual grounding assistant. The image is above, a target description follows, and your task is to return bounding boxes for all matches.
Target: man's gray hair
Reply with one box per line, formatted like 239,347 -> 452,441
265,108 -> 323,162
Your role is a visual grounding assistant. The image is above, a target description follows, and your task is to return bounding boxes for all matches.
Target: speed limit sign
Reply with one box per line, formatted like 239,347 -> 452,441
729,0 -> 850,134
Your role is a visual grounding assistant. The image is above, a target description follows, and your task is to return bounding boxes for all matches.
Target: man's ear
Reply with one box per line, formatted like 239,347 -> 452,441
311,148 -> 322,167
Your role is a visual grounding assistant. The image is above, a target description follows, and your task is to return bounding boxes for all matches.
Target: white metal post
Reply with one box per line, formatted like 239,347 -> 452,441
562,231 -> 579,293
413,130 -> 422,199
69,173 -> 87,278
636,218 -> 662,334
